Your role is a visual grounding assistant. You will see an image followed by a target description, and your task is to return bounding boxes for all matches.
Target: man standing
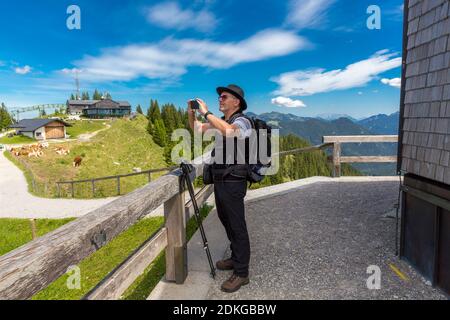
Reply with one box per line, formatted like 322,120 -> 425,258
187,84 -> 252,293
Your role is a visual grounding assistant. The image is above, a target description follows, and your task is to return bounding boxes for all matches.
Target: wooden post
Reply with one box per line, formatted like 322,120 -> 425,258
57,183 -> 61,198
117,177 -> 120,195
92,180 -> 95,197
332,142 -> 341,178
71,182 -> 74,198
30,219 -> 37,240
164,191 -> 187,284
148,172 -> 152,182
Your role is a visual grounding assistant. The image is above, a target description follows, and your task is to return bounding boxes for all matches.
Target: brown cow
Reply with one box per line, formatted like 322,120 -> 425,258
73,156 -> 82,167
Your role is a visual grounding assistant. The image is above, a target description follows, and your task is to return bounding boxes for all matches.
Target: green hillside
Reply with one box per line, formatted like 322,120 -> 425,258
7,115 -> 168,198
65,120 -> 108,138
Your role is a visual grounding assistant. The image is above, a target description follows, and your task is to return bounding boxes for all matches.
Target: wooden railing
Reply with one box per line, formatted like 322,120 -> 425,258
322,135 -> 398,177
83,185 -> 214,300
277,142 -> 334,156
56,166 -> 178,198
0,135 -> 399,300
0,156 -> 210,300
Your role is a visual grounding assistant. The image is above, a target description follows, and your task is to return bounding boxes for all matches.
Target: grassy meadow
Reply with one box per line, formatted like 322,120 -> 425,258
0,135 -> 36,144
17,204 -> 213,300
5,115 -> 168,198
65,120 -> 107,138
0,218 -> 75,256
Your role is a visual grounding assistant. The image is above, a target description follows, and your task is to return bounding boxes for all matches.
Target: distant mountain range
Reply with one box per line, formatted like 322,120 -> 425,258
246,111 -> 400,140
316,113 -> 359,122
246,111 -> 400,175
356,112 -> 400,135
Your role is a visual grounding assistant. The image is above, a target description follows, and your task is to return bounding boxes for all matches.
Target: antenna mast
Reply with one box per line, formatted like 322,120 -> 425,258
75,69 -> 80,99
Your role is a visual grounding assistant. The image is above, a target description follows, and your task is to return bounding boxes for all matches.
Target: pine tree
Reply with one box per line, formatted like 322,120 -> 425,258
161,103 -> 177,134
105,92 -> 112,99
147,99 -> 162,136
93,89 -> 102,100
178,107 -> 189,129
152,119 -> 167,147
164,141 -> 175,165
147,99 -> 153,119
0,103 -> 13,130
174,105 -> 185,128
148,100 -> 161,122
136,104 -> 143,114
70,94 -> 75,100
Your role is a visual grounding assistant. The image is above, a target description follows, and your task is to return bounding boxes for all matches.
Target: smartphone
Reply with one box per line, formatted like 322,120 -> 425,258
189,99 -> 200,109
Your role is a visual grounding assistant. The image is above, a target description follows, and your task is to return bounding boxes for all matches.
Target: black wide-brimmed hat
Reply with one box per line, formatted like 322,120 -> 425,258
216,84 -> 247,111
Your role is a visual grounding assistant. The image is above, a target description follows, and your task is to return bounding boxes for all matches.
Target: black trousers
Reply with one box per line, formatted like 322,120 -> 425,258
213,178 -> 250,277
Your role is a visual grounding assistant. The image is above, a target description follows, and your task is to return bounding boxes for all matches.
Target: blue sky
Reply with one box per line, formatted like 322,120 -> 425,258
0,0 -> 405,119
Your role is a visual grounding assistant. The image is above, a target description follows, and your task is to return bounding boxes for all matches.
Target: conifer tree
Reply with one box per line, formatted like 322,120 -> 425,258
93,89 -> 102,100
148,100 -> 161,122
0,103 -> 13,130
152,119 -> 167,147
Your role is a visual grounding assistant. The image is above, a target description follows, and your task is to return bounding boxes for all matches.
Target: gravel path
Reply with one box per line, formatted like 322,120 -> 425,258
206,180 -> 447,300
0,151 -> 117,219
77,124 -> 111,142
0,150 -> 199,219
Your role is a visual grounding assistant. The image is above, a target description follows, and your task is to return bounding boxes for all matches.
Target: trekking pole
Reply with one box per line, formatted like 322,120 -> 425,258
180,161 -> 216,279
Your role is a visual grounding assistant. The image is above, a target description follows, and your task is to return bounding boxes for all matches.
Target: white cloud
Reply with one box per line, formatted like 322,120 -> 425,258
381,77 -> 401,88
271,50 -> 402,96
65,29 -> 309,82
15,65 -> 32,75
271,96 -> 306,108
285,0 -> 336,30
61,68 -> 82,75
145,2 -> 217,32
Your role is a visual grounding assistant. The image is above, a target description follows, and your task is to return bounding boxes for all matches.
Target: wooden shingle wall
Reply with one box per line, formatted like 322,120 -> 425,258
401,0 -> 450,184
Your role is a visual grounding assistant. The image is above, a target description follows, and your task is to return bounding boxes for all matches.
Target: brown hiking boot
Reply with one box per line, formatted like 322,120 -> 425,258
221,273 -> 249,293
216,258 -> 234,270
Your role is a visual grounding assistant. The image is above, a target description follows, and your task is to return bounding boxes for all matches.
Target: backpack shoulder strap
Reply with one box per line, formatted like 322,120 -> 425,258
227,112 -> 243,124
230,113 -> 255,129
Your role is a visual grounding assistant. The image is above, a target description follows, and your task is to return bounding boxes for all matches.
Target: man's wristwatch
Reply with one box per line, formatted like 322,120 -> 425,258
204,111 -> 213,121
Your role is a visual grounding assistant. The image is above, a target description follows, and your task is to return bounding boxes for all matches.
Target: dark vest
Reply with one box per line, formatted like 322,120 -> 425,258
211,111 -> 254,167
